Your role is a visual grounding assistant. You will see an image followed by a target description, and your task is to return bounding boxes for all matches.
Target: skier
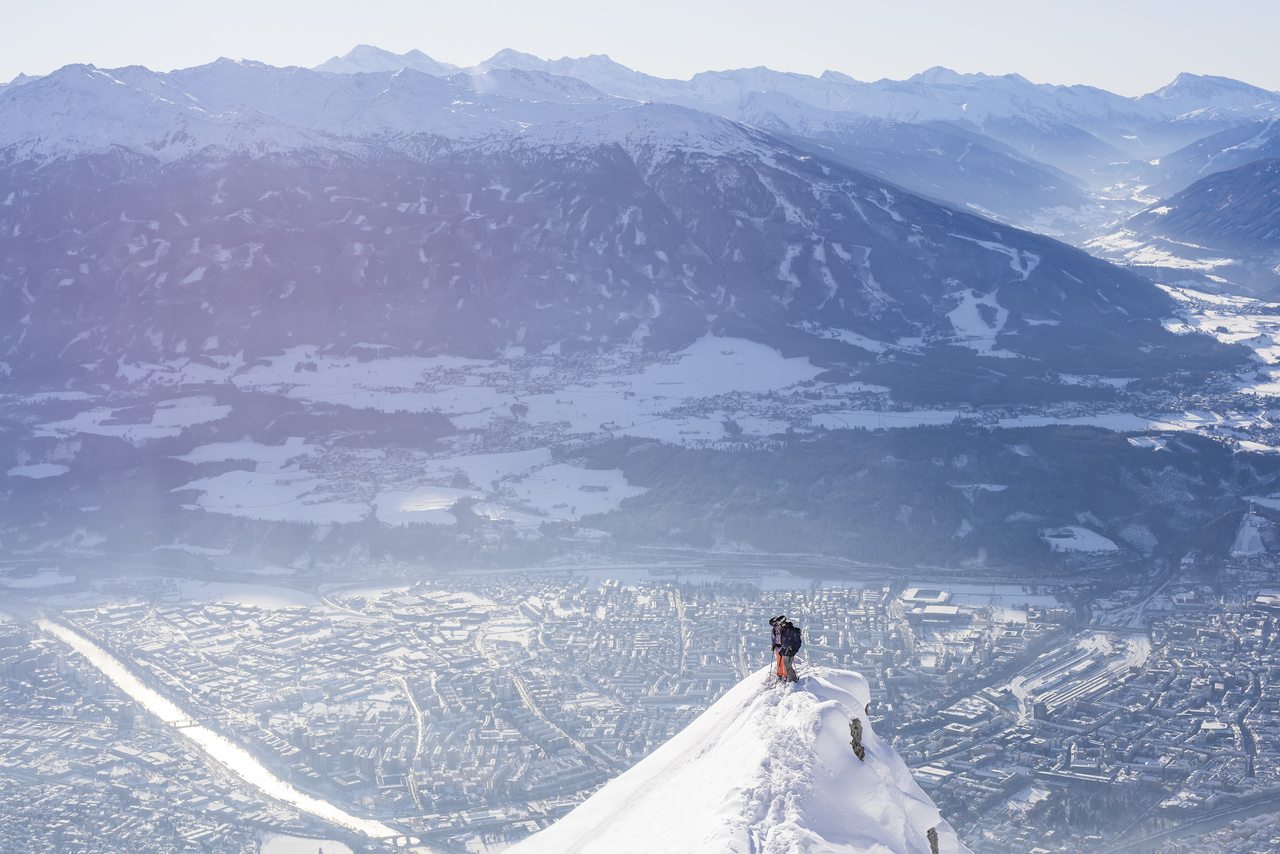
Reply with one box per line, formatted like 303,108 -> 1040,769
769,615 -> 802,682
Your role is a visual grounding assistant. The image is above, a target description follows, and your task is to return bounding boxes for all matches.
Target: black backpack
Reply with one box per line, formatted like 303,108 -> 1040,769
780,623 -> 802,656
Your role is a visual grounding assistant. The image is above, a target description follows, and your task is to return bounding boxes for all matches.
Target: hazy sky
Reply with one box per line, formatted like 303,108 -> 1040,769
4,0 -> 1278,95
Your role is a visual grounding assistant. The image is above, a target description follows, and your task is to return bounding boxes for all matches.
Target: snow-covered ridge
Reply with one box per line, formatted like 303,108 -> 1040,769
5,48 -> 1279,166
315,43 -> 458,77
0,58 -> 774,163
1141,72 -> 1280,117
511,667 -> 968,853
321,47 -> 1280,127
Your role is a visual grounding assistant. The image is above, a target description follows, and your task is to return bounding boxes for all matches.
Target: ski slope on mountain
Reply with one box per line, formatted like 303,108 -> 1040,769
511,667 -> 968,854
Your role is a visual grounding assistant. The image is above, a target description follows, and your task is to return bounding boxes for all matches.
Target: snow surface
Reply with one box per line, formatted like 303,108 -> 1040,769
173,437 -> 643,529
175,582 -> 322,609
946,288 -> 1016,357
1087,230 -> 1239,274
504,464 -> 646,521
511,667 -> 968,854
37,407 -> 183,444
231,336 -> 822,441
37,400 -> 229,444
177,437 -> 315,467
173,437 -> 369,524
0,568 -> 76,589
1040,526 -> 1120,553
1231,512 -> 1267,557
373,486 -> 476,526
175,468 -> 369,525
7,463 -> 69,479
149,396 -> 232,428
260,835 -> 352,854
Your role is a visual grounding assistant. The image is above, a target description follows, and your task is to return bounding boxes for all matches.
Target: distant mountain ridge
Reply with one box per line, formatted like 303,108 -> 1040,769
1092,157 -> 1280,295
305,47 -> 1280,172
7,47 -> 1279,241
1148,116 -> 1280,196
315,44 -> 459,76
0,55 -> 1241,399
0,46 -> 1272,576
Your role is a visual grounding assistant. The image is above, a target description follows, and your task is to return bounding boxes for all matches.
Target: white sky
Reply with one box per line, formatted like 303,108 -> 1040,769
3,0 -> 1278,96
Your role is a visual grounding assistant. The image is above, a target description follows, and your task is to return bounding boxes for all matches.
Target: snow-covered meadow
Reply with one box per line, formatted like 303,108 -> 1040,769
16,302 -> 1279,554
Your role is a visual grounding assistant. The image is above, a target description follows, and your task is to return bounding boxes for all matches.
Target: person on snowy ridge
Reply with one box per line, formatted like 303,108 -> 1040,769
769,615 -> 802,682
769,615 -> 786,679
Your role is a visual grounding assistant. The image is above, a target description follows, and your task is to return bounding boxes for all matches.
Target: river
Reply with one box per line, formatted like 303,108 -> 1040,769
36,618 -> 402,842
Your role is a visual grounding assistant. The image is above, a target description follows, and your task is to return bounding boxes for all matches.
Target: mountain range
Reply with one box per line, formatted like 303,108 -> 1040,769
2,47 -> 1278,573
4,44 -> 1280,854
0,55 -> 1246,391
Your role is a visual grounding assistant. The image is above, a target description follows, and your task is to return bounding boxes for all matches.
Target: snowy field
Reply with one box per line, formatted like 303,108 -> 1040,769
173,437 -> 646,528
36,396 -> 230,445
374,486 -> 475,526
98,333 -> 1223,449
175,581 -> 323,609
175,467 -> 370,524
227,336 -> 824,440
6,463 -> 69,478
16,301 -> 1280,539
1161,286 -> 1280,367
1087,230 -> 1239,273
0,568 -> 77,589
25,312 -> 1276,480
1039,526 -> 1120,554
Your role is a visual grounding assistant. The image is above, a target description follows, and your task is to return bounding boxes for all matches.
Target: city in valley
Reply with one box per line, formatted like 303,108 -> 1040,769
4,5 -> 1280,851
4,543 -> 1280,852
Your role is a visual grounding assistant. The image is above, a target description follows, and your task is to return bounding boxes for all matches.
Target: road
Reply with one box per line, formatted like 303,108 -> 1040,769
672,586 -> 689,674
472,611 -> 591,758
395,674 -> 427,812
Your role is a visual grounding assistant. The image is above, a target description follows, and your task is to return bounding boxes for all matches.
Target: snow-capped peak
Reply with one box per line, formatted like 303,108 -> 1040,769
478,48 -> 550,72
314,44 -> 456,76
510,667 -> 969,853
475,49 -> 684,102
450,67 -> 610,104
1141,72 -> 1280,118
2,72 -> 39,88
0,57 -> 759,164
907,66 -> 1031,87
908,65 -> 973,84
1148,71 -> 1278,100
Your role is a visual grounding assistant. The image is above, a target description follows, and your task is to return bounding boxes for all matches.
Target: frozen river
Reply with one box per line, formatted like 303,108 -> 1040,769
36,618 -> 403,842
